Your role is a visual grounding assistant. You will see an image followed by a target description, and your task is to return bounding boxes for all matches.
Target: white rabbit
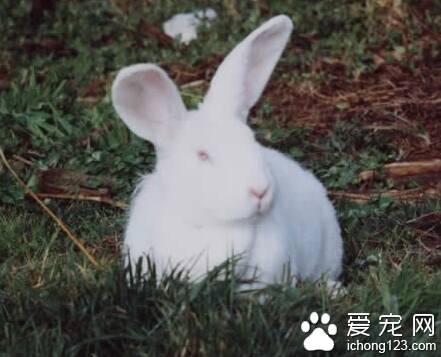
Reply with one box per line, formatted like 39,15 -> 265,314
112,15 -> 343,286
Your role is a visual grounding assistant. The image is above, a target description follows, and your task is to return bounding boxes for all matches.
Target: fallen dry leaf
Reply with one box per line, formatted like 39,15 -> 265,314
138,19 -> 174,47
358,159 -> 441,181
37,168 -> 117,197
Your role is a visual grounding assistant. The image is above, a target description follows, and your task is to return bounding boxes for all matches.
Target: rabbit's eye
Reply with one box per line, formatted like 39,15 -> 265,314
197,150 -> 210,162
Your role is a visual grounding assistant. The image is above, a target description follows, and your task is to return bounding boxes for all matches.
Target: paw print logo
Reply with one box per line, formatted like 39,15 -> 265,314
301,312 -> 337,351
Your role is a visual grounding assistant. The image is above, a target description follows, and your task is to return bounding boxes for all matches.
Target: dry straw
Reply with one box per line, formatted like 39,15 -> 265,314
0,147 -> 100,268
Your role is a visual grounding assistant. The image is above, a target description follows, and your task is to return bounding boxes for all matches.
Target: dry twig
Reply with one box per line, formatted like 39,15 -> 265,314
0,147 -> 100,268
358,159 -> 441,181
330,186 -> 441,204
35,193 -> 128,209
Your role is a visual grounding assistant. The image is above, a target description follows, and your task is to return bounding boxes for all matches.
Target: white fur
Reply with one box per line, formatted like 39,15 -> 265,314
112,15 -> 343,284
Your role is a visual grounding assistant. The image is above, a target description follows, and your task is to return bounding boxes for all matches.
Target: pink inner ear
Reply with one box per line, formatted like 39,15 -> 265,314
138,71 -> 170,126
244,25 -> 290,110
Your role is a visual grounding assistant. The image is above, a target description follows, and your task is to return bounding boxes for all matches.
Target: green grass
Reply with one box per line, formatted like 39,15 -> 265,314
1,0 -> 440,355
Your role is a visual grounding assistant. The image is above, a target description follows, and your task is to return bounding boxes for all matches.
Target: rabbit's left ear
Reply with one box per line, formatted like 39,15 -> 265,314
112,64 -> 186,150
203,15 -> 293,120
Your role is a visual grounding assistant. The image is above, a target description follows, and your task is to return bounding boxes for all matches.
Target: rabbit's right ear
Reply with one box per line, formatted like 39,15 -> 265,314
203,15 -> 293,121
112,64 -> 186,149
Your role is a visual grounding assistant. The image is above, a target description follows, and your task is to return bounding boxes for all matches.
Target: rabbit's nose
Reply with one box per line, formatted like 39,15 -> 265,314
249,185 -> 269,200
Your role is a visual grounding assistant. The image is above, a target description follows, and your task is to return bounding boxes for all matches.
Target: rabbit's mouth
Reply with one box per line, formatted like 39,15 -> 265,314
253,195 -> 273,218
223,199 -> 273,224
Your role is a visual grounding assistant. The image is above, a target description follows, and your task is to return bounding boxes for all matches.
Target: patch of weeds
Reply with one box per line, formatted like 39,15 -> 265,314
307,121 -> 398,189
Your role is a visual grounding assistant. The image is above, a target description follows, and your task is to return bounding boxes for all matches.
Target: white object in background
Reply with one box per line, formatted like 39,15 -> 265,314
163,8 -> 217,44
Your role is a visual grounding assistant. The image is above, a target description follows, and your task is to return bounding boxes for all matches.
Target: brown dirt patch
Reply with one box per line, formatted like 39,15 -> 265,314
264,56 -> 441,161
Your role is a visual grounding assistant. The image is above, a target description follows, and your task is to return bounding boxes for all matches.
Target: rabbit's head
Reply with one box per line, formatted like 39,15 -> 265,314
112,16 -> 293,223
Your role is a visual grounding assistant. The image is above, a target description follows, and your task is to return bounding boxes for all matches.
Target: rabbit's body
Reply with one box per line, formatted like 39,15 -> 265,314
125,143 -> 342,283
112,15 -> 343,285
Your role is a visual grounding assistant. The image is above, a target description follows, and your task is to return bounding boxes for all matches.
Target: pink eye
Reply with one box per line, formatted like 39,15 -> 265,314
197,150 -> 210,161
